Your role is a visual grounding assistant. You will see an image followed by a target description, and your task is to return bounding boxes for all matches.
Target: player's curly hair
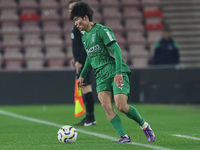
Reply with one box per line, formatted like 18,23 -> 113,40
70,2 -> 93,21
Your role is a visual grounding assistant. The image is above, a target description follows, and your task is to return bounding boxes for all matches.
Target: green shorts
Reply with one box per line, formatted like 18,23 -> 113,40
96,72 -> 130,96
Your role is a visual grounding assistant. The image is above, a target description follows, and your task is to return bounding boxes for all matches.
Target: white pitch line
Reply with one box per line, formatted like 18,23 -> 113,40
172,134 -> 200,141
0,110 -> 172,150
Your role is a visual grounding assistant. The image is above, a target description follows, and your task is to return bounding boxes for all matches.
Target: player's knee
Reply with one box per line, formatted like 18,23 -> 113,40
101,102 -> 112,112
116,103 -> 126,113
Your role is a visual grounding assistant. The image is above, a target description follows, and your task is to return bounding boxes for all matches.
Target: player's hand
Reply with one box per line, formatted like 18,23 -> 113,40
77,77 -> 85,88
75,61 -> 82,74
70,58 -> 75,68
114,74 -> 123,88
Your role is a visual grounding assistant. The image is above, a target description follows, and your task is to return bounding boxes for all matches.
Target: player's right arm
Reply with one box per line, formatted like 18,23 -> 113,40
78,57 -> 91,87
79,56 -> 92,78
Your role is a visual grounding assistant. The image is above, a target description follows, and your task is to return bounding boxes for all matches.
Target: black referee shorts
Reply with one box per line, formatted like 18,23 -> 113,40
76,69 -> 92,86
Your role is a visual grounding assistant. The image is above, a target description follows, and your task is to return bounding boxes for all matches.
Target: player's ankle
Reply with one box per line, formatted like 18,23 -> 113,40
141,122 -> 149,129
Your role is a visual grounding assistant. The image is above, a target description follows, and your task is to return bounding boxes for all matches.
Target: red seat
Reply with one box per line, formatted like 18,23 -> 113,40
145,23 -> 164,31
20,13 -> 40,21
143,10 -> 163,18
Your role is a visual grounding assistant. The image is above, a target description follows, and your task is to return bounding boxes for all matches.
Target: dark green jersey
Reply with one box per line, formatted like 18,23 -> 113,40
80,24 -> 130,81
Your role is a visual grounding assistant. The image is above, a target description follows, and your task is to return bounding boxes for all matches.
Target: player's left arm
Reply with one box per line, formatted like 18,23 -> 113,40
108,42 -> 123,87
98,27 -> 123,87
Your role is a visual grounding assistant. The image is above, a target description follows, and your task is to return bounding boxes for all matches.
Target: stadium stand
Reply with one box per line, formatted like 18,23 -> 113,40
161,0 -> 200,67
0,0 -> 199,69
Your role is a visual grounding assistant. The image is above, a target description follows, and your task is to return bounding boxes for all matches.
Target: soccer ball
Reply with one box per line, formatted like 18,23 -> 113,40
57,125 -> 78,143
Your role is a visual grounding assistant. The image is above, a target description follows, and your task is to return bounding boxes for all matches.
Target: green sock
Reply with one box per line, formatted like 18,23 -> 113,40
110,114 -> 127,137
126,105 -> 145,126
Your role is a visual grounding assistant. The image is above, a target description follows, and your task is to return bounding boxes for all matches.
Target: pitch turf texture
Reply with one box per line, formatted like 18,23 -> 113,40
0,104 -> 199,150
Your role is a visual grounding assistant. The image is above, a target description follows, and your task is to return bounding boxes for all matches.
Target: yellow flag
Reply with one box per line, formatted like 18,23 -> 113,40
74,79 -> 85,117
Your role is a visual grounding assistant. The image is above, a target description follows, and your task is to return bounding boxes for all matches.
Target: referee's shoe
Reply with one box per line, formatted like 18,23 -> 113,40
75,118 -> 97,126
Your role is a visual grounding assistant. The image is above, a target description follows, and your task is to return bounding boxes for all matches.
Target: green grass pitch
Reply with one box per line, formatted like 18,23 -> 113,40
0,104 -> 200,150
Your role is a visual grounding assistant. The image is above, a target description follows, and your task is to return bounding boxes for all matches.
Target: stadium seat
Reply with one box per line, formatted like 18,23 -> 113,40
2,38 -> 22,49
40,0 -> 58,8
121,50 -> 130,64
127,31 -> 146,44
124,19 -> 144,31
83,0 -> 99,8
61,8 -> 70,21
65,35 -> 72,47
23,35 -> 43,48
59,0 -> 68,8
46,50 -> 66,68
3,47 -> 21,53
147,30 -> 162,44
101,0 -> 120,7
0,10 -> 19,22
93,11 -> 102,24
44,35 -> 63,48
40,8 -> 60,21
130,44 -> 149,67
104,19 -> 124,33
145,18 -> 162,24
131,56 -> 149,67
63,21 -> 74,34
120,0 -> 139,7
22,22 -> 41,34
141,0 -> 160,6
65,46 -> 73,65
129,44 -> 146,52
4,51 -> 24,69
0,0 -> 17,9
143,6 -> 160,11
102,7 -> 122,19
1,23 -> 20,35
145,23 -> 164,31
19,0 -> 38,9
20,13 -> 40,21
25,50 -> 44,69
114,33 -> 127,47
123,7 -> 142,18
42,21 -> 62,34
143,10 -> 163,18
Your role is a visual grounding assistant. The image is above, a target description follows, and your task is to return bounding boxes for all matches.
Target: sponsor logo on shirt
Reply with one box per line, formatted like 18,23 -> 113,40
85,44 -> 101,55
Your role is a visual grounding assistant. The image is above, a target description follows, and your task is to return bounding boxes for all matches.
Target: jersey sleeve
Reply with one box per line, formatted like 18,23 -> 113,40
98,26 -> 122,75
98,27 -> 116,46
80,56 -> 92,78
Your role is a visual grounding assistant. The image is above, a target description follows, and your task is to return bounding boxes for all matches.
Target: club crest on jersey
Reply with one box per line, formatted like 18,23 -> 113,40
92,34 -> 95,42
